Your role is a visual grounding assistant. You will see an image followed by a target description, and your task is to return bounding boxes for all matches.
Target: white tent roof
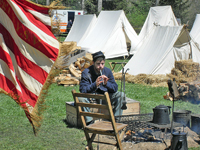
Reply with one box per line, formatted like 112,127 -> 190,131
78,10 -> 139,59
64,14 -> 97,44
130,6 -> 179,54
190,14 -> 200,47
139,6 -> 179,40
124,25 -> 200,75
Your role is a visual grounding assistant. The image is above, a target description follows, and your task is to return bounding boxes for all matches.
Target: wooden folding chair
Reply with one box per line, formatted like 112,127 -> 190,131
72,89 -> 128,150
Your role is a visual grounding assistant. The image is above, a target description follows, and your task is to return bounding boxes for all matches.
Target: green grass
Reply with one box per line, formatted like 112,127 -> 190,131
0,84 -> 85,150
56,34 -> 67,42
0,59 -> 200,149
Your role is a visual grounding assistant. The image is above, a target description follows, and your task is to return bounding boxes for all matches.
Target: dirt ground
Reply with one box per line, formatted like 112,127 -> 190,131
91,127 -> 200,150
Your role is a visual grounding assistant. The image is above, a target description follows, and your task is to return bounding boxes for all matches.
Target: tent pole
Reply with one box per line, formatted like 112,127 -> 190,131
185,26 -> 193,59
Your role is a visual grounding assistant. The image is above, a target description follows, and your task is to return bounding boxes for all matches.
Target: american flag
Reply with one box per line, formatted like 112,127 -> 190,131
0,0 -> 59,134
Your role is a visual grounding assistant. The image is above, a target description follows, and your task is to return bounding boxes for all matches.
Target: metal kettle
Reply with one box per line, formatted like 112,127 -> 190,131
171,131 -> 188,150
152,105 -> 171,125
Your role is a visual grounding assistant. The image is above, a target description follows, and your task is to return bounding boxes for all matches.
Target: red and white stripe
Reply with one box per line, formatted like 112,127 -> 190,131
0,0 -> 59,115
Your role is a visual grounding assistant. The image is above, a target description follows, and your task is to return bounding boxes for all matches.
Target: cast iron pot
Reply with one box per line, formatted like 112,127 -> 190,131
171,131 -> 188,150
152,105 -> 171,125
173,110 -> 191,127
191,114 -> 200,134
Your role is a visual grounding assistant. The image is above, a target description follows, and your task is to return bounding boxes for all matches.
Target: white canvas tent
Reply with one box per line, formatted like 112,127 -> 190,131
190,14 -> 200,48
124,25 -> 200,75
130,6 -> 179,54
78,10 -> 139,59
189,14 -> 200,64
64,14 -> 97,44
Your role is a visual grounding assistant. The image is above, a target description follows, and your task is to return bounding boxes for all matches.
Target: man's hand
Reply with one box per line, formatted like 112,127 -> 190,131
101,75 -> 109,85
96,76 -> 103,87
96,75 -> 109,87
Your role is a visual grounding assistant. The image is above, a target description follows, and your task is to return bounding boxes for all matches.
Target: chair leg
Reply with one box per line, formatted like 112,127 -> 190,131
115,132 -> 123,150
89,133 -> 96,143
119,127 -> 127,141
84,131 -> 93,150
84,131 -> 96,150
115,127 -> 127,150
88,133 -> 96,149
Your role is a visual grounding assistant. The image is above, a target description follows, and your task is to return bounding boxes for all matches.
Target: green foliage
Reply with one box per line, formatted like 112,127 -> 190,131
63,0 -> 82,10
85,0 -> 98,14
102,0 -> 155,30
84,0 -> 155,29
29,0 -> 82,9
30,0 -> 51,5
126,0 -> 154,29
112,0 -> 128,11
159,0 -> 191,24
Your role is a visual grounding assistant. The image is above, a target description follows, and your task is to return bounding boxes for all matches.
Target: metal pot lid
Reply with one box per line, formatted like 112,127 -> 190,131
174,110 -> 191,114
172,131 -> 187,136
154,105 -> 168,109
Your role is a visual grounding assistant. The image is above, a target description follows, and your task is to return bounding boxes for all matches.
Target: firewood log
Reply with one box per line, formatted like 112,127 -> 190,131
83,56 -> 93,65
77,58 -> 85,64
57,77 -> 79,85
75,60 -> 82,70
69,64 -> 81,78
61,70 -> 70,74
83,62 -> 90,69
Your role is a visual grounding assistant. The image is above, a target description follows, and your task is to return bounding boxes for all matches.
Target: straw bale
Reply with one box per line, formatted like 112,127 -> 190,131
174,60 -> 199,79
126,75 -> 136,83
131,74 -> 148,84
124,74 -> 168,85
171,68 -> 183,76
145,74 -> 168,84
125,74 -> 133,81
175,59 -> 199,70
113,72 -> 122,80
151,82 -> 168,87
113,72 -> 133,82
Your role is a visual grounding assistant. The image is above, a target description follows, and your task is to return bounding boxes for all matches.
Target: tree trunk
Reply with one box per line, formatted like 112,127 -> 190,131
46,0 -> 50,6
155,0 -> 159,6
82,0 -> 85,10
98,0 -> 102,13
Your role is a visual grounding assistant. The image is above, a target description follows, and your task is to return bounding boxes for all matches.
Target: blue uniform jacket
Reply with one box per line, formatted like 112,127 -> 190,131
79,65 -> 118,94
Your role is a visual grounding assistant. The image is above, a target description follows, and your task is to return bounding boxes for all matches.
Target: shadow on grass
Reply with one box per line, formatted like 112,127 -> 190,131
62,119 -> 88,147
62,119 -> 82,129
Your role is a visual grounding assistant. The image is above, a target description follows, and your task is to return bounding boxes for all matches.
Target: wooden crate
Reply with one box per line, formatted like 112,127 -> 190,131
66,97 -> 140,127
122,97 -> 140,115
65,102 -> 82,128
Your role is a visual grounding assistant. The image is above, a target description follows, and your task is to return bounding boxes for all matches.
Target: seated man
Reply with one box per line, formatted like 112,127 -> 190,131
79,51 -> 125,125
